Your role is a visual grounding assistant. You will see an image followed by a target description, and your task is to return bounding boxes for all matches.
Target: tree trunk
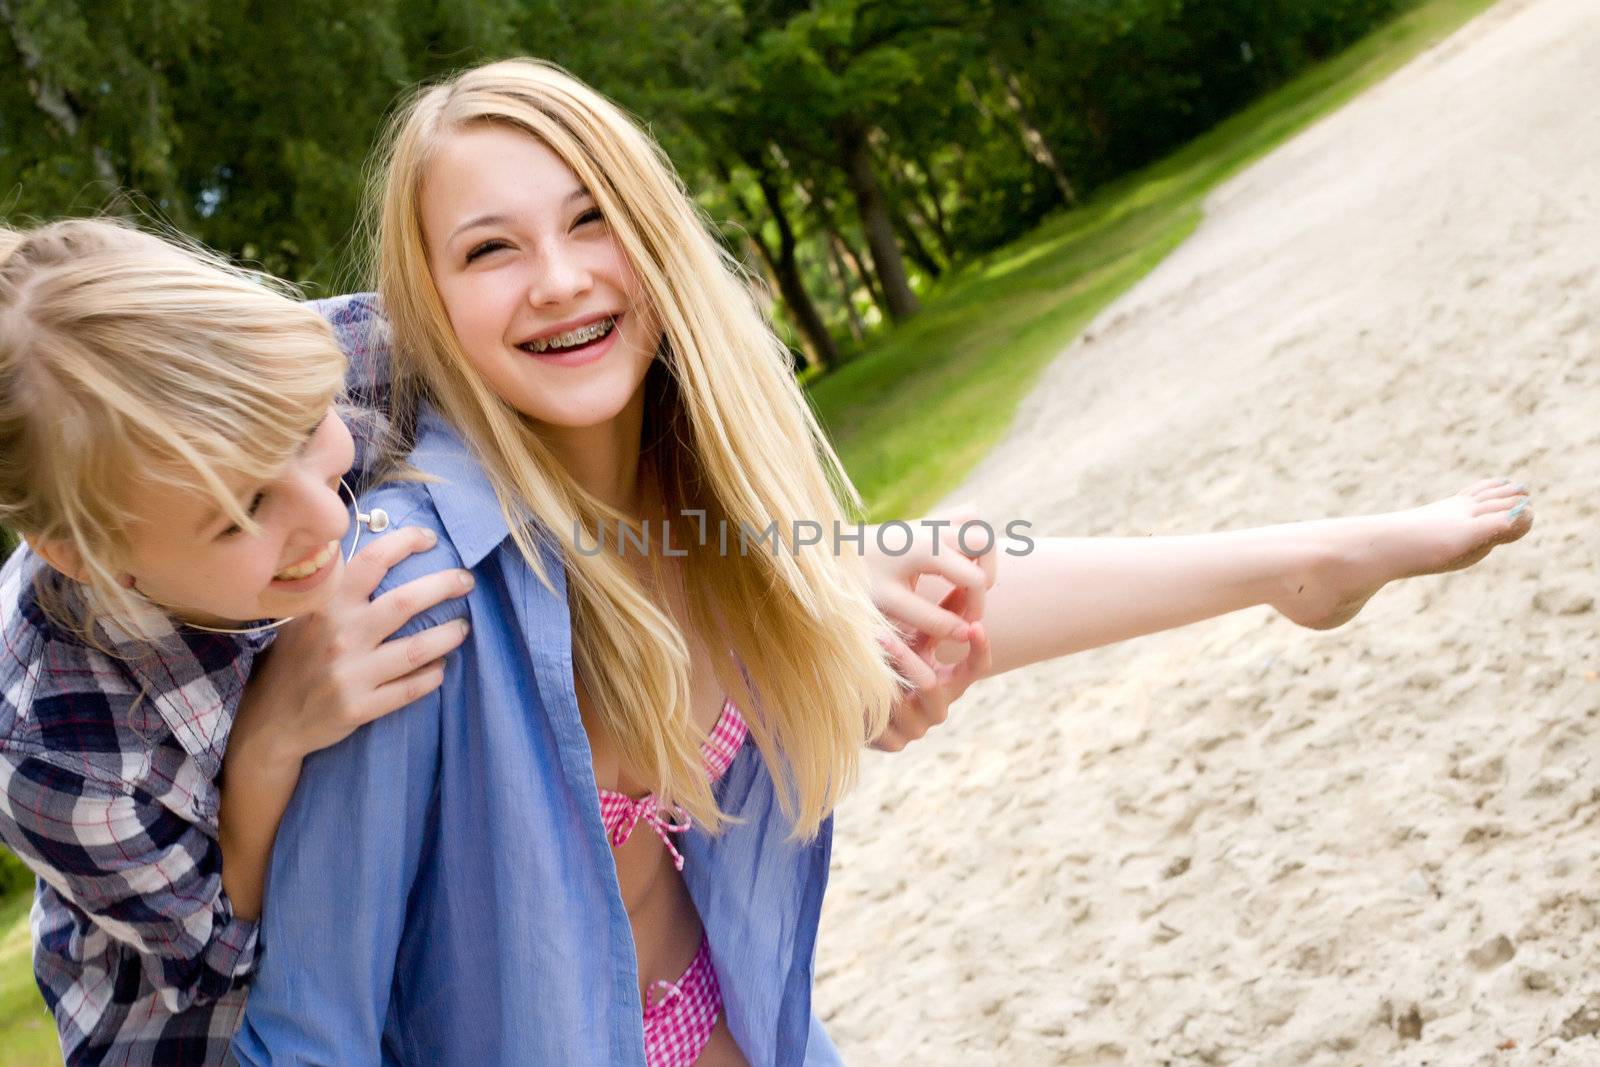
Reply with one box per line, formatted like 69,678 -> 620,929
913,156 -> 956,261
790,180 -> 866,341
880,156 -> 945,278
815,196 -> 889,319
827,219 -> 888,320
891,205 -> 943,280
822,236 -> 866,342
0,0 -> 119,189
742,236 -> 814,369
992,60 -> 1078,207
835,120 -> 920,321
750,167 -> 841,370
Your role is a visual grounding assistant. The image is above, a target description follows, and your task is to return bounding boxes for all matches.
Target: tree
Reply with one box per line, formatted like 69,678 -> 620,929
2,0 -> 1409,362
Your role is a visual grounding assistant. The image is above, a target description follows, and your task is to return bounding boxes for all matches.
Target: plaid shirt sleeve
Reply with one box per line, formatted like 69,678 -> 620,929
0,749 -> 260,1012
309,292 -> 395,491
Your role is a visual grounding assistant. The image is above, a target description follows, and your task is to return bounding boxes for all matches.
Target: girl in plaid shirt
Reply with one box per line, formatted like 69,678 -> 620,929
0,220 -> 476,1065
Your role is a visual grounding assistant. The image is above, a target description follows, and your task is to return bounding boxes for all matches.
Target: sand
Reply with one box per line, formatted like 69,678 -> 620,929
814,0 -> 1600,1063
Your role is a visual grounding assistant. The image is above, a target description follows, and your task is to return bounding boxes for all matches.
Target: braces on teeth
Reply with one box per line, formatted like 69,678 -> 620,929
523,317 -> 614,353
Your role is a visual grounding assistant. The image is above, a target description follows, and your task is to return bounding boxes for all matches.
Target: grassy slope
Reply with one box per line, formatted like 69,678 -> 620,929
810,0 -> 1501,521
0,893 -> 55,1067
0,0 -> 1503,1062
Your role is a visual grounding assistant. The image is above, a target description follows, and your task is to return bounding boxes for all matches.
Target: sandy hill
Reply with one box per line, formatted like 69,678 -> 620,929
818,1 -> 1600,1063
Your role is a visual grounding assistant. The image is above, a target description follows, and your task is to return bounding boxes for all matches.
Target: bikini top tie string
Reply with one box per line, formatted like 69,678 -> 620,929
602,793 -> 692,871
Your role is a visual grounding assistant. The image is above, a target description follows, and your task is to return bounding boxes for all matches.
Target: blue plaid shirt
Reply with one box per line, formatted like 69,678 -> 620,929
0,294 -> 391,1066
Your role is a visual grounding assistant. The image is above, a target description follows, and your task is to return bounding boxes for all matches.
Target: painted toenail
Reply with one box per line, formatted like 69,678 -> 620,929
1508,501 -> 1527,521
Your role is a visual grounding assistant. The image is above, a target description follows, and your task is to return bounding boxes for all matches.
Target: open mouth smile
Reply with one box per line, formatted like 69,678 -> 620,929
515,313 -> 622,365
273,540 -> 339,583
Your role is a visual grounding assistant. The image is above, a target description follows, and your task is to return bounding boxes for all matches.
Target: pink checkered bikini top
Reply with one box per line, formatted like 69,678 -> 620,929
596,698 -> 748,871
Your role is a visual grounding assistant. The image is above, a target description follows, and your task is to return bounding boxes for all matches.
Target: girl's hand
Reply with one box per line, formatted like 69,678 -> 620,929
865,511 -> 996,651
231,526 -> 472,770
874,609 -> 992,752
864,509 -> 998,751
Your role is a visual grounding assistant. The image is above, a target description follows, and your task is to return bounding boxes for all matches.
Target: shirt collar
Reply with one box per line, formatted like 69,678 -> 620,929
412,404 -> 521,569
93,601 -> 270,778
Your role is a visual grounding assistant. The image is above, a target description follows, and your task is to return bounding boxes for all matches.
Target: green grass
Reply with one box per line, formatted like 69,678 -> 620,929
811,0 -> 1502,520
0,891 -> 58,1067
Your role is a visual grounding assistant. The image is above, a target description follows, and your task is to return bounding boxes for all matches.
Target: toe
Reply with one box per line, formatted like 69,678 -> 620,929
1465,483 -> 1523,502
1472,493 -> 1528,517
1463,477 -> 1513,497
1475,481 -> 1527,502
1460,501 -> 1531,553
1497,501 -> 1533,540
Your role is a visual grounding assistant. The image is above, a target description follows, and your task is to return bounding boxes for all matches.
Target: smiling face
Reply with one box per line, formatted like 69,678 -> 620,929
419,123 -> 661,436
113,410 -> 356,628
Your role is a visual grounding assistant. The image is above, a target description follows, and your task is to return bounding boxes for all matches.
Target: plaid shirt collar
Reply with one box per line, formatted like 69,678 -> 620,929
67,576 -> 274,781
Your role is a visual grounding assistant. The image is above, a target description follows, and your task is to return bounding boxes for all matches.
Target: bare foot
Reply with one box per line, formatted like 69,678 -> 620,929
1272,479 -> 1534,630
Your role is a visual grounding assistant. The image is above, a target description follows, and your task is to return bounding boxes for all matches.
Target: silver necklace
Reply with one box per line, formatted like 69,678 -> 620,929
177,479 -> 391,636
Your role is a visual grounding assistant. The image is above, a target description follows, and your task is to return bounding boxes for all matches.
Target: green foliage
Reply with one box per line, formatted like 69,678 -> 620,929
812,0 -> 1496,517
2,0 -> 1421,348
0,856 -> 27,903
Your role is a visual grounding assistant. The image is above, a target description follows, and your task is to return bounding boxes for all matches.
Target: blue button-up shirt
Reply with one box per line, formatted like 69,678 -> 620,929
232,406 -> 843,1065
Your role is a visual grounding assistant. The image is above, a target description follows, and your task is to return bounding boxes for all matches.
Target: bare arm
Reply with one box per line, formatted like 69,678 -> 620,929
921,481 -> 1532,679
971,529 -> 1303,676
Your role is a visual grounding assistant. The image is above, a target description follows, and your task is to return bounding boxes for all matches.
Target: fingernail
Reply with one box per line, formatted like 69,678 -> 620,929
1513,483 -> 1528,493
457,619 -> 471,636
458,570 -> 475,589
952,622 -> 971,641
1508,501 -> 1527,521
421,529 -> 438,546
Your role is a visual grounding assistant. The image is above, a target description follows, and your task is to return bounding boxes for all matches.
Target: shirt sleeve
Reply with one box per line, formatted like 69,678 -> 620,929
0,752 -> 259,1012
309,292 -> 395,492
231,666 -> 444,1066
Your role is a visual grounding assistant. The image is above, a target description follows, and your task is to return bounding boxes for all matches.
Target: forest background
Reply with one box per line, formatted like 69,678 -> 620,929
3,0 -> 1410,368
0,0 -> 1492,1060
3,0 -> 1418,541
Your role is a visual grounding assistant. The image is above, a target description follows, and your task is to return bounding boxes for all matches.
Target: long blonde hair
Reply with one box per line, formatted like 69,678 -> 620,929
0,218 -> 346,641
373,59 -> 898,837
